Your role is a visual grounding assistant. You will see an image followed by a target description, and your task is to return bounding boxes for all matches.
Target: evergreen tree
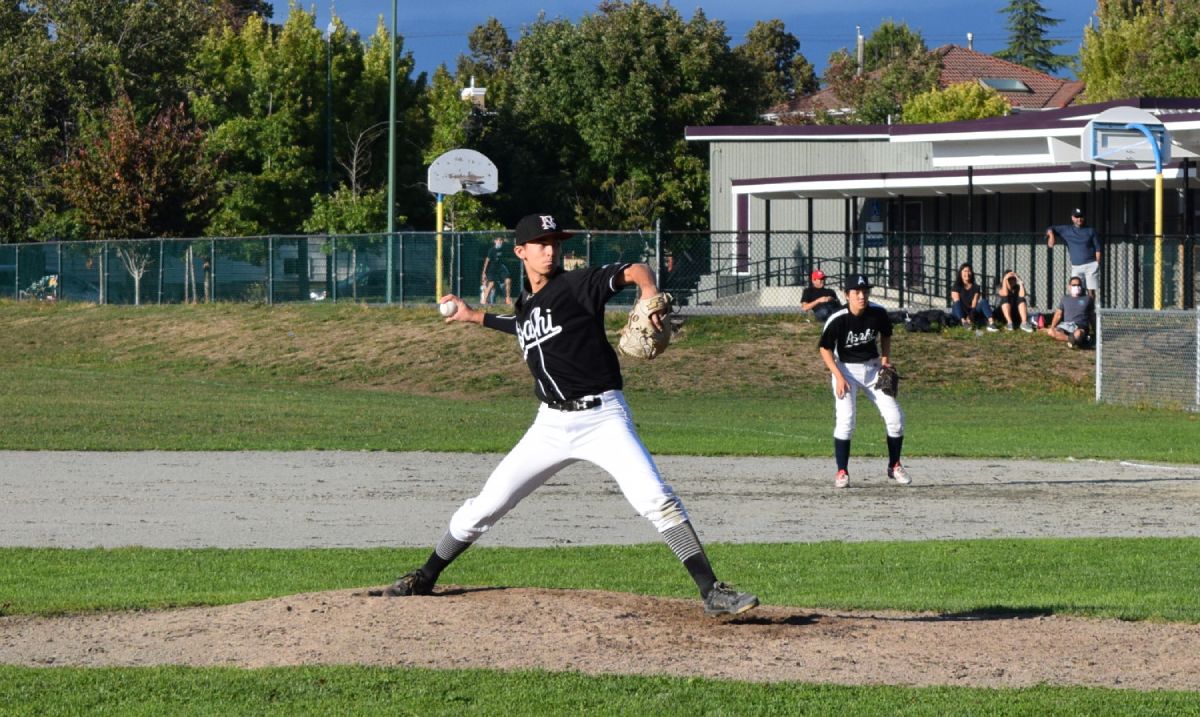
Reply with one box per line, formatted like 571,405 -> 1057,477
995,0 -> 1073,74
733,19 -> 817,110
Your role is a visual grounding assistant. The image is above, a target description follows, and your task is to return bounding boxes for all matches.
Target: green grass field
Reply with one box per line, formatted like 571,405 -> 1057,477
3,666 -> 1198,716
2,540 -> 1198,620
2,301 -> 1199,714
1,301 -> 1197,459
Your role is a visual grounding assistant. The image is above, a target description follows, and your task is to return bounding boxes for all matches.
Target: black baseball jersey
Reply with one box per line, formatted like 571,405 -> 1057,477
818,303 -> 892,363
482,263 -> 630,402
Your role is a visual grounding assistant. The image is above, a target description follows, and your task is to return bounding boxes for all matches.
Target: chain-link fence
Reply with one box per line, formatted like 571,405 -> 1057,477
660,230 -> 1197,313
0,232 -> 656,307
1,230 -> 1196,312
1096,309 -> 1200,411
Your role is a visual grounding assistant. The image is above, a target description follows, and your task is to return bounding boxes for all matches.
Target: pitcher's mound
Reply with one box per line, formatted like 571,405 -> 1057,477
3,586 -> 1198,690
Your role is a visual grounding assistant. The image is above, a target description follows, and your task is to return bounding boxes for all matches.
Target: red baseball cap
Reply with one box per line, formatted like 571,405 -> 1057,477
811,269 -> 826,280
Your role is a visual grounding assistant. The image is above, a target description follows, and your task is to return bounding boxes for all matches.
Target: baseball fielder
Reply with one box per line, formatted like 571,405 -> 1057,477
818,273 -> 910,489
373,212 -> 758,616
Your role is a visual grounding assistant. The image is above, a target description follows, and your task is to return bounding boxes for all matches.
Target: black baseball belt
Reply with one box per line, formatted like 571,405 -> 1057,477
544,396 -> 602,412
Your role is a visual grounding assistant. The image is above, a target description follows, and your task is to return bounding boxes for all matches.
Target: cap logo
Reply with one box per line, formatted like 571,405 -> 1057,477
539,215 -> 557,231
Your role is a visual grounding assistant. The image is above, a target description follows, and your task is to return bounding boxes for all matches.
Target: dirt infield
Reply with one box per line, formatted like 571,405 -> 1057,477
2,451 -> 1199,689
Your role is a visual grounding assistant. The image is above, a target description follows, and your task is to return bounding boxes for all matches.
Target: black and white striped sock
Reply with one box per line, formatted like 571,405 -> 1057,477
419,532 -> 472,581
662,522 -> 718,597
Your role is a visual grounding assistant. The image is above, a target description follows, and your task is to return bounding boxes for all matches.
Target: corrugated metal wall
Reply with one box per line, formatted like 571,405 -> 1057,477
707,139 -> 933,232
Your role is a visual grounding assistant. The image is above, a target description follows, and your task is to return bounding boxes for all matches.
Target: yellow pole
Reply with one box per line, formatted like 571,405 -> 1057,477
1154,172 -> 1163,310
435,194 -> 444,300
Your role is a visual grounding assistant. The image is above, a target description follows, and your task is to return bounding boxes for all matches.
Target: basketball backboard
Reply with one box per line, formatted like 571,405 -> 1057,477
1081,106 -> 1170,169
427,149 -> 498,196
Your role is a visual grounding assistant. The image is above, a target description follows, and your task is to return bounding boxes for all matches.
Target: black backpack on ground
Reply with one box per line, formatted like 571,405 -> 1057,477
904,309 -> 950,333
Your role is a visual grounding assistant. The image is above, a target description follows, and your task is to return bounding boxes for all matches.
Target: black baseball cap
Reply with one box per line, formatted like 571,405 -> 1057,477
514,213 -> 573,245
848,273 -> 872,290
1071,207 -> 1085,217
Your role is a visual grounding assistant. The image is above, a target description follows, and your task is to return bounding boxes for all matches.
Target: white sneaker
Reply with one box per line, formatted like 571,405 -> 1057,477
1021,321 -> 1034,333
888,463 -> 911,485
834,470 -> 850,488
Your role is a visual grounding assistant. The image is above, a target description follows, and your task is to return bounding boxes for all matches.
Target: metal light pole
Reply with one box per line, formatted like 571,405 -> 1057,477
325,21 -> 334,200
325,18 -> 336,302
385,0 -> 397,304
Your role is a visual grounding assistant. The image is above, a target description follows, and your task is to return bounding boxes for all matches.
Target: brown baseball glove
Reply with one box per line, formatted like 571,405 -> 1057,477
617,293 -> 674,360
875,364 -> 901,397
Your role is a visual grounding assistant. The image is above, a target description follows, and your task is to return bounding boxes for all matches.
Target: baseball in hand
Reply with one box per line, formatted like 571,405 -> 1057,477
439,300 -> 456,318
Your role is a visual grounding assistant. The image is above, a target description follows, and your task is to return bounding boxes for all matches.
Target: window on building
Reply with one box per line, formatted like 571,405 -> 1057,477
979,78 -> 1032,93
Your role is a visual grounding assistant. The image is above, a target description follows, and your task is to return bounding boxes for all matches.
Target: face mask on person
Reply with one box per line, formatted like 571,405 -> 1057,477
1069,285 -> 1082,297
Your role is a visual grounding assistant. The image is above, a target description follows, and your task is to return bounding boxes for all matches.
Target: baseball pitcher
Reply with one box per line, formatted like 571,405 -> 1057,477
372,212 -> 758,617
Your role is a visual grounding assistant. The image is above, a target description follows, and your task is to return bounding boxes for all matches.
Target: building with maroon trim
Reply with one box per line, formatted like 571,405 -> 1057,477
684,98 -> 1200,309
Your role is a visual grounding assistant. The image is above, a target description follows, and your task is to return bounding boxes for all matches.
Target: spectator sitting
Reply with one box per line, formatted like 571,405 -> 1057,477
1044,276 -> 1093,349
950,262 -> 999,332
801,269 -> 842,321
997,269 -> 1034,332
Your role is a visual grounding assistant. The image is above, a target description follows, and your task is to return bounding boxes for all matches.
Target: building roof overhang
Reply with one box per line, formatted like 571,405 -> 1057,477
689,98 -> 1200,168
731,162 -> 1196,200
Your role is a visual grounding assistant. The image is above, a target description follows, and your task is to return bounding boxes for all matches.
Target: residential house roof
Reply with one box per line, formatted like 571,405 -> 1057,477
765,44 -> 1085,123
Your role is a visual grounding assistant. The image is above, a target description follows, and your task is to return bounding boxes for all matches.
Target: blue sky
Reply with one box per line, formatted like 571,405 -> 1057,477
271,1 -> 1098,79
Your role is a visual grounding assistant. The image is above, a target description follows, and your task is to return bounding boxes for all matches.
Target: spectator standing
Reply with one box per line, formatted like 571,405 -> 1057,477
801,269 -> 841,321
1046,208 -> 1101,300
481,236 -> 512,306
950,262 -> 999,332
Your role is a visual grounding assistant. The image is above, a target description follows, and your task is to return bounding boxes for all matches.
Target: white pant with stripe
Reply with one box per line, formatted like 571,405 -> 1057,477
447,390 -> 688,542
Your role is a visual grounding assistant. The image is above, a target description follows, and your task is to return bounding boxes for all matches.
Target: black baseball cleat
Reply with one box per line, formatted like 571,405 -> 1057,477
369,570 -> 434,597
703,581 -> 759,616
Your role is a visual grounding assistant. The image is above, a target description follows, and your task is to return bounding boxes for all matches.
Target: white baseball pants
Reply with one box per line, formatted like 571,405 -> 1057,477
447,390 -> 689,542
831,358 -> 905,440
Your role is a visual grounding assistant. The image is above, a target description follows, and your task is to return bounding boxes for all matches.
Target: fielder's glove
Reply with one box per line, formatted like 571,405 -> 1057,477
875,364 -> 901,397
617,293 -> 674,360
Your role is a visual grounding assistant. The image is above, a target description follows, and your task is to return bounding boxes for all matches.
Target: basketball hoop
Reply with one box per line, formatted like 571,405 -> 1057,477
1081,106 -> 1171,309
1081,106 -> 1170,169
427,149 -> 498,196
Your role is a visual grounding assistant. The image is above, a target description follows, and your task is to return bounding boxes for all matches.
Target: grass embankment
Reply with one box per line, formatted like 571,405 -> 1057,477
1,301 -> 1196,459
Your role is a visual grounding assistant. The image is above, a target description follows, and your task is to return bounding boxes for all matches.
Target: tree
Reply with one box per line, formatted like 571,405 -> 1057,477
505,1 -> 752,229
214,0 -> 272,30
0,0 -> 222,242
995,0 -> 1073,74
190,10 -> 429,236
58,95 -> 214,241
863,20 -> 927,72
58,95 -> 213,304
733,20 -> 817,110
902,81 -> 1011,124
1080,0 -> 1200,101
114,242 -> 154,305
189,12 -> 324,236
823,22 -> 941,125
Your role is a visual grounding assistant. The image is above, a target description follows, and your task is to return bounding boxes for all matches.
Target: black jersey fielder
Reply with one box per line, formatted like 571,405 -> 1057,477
818,273 -> 910,489
373,212 -> 758,616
